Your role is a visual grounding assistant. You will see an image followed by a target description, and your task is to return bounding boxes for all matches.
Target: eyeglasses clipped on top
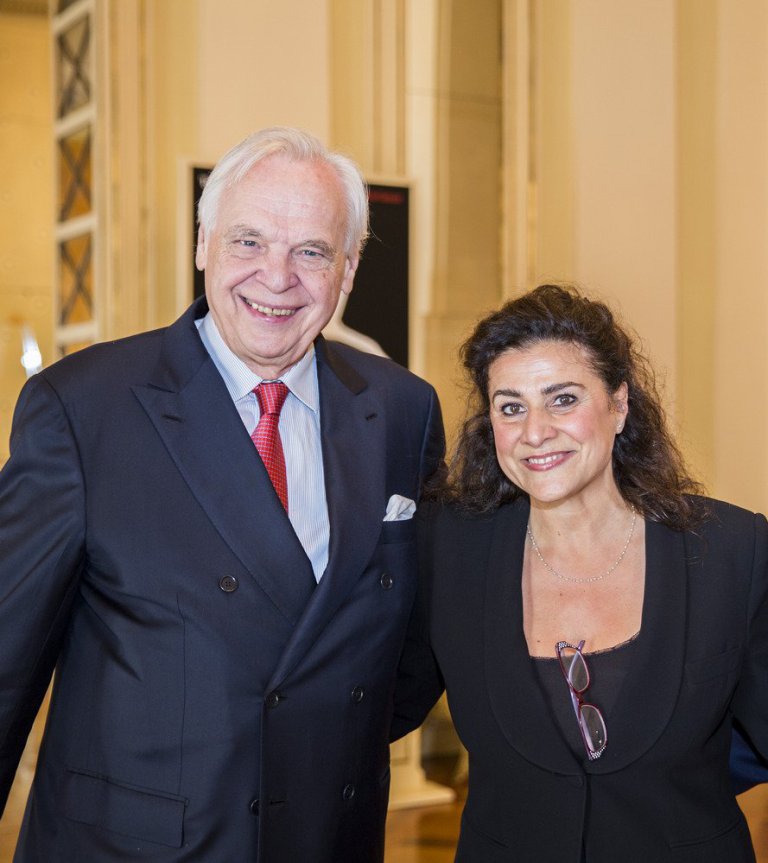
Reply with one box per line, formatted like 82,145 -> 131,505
556,639 -> 607,761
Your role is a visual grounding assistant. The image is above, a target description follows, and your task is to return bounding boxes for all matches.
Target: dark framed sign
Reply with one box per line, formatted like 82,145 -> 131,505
191,165 -> 212,302
345,183 -> 409,367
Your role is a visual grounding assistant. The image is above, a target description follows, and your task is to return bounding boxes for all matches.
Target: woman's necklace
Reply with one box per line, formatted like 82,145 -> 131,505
526,507 -> 637,584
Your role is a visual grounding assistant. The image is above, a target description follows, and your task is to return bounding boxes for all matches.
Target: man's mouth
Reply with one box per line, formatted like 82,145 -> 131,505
243,298 -> 296,317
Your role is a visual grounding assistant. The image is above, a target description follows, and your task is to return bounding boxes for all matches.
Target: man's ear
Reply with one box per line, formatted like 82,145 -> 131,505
195,225 -> 207,271
340,254 -> 359,296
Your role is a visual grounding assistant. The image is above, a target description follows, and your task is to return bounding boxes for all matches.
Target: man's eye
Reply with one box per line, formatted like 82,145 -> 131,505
239,239 -> 257,247
295,248 -> 331,268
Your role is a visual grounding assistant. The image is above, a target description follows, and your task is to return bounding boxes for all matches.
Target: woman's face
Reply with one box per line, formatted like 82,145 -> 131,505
487,340 -> 627,508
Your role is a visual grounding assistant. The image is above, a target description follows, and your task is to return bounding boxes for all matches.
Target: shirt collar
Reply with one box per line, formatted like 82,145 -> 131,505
196,312 -> 319,412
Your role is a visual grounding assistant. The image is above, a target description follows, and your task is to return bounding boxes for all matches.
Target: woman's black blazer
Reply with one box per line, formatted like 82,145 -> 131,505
394,496 -> 768,862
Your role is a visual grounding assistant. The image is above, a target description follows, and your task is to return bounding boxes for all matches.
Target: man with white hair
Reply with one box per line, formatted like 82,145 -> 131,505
0,127 -> 444,862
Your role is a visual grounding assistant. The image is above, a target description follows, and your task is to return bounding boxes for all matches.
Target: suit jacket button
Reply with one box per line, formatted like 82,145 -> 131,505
351,686 -> 365,703
342,784 -> 356,801
266,691 -> 281,708
219,575 -> 239,593
380,573 -> 394,590
249,798 -> 260,815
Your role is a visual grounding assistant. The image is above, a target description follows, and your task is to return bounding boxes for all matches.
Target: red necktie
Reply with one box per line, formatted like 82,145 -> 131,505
252,382 -> 289,512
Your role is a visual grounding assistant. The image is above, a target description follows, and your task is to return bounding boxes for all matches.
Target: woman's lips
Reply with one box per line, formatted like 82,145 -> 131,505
522,451 -> 573,471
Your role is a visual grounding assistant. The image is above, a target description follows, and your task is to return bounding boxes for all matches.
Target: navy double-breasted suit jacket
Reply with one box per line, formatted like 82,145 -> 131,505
0,297 -> 444,862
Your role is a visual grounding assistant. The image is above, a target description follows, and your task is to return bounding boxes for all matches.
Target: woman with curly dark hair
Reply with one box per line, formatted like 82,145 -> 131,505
393,285 -> 768,863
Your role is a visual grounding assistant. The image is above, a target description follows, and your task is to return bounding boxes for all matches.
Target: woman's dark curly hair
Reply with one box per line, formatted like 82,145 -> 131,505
445,284 -> 704,530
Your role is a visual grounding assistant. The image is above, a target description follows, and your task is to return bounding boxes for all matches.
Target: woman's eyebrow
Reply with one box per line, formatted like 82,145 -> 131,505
541,381 -> 584,395
491,381 -> 584,400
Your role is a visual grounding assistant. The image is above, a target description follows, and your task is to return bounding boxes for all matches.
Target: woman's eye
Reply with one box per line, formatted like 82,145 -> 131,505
238,239 -> 258,248
499,402 -> 524,417
552,393 -> 577,408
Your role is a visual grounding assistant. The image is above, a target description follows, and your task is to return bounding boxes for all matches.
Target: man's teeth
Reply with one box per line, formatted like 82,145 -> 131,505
527,454 -> 560,465
245,299 -> 295,317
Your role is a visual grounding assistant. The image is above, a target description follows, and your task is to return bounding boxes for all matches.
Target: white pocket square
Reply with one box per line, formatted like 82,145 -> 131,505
383,494 -> 416,522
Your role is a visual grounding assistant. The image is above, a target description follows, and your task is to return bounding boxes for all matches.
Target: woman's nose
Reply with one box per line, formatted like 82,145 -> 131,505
522,408 -> 555,447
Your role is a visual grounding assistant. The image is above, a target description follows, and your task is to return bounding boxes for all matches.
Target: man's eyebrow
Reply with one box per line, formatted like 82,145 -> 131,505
224,224 -> 264,240
298,239 -> 337,256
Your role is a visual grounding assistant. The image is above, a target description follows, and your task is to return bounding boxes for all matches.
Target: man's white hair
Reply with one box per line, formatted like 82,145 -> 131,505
197,126 -> 369,258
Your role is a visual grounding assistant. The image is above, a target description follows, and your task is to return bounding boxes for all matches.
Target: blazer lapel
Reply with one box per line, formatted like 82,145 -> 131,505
267,338 -> 386,688
484,499 -> 585,773
587,518 -> 687,774
132,300 -> 315,625
484,499 -> 689,774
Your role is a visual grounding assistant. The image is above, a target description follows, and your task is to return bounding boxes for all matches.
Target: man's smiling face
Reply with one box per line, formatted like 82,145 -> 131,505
196,154 -> 358,379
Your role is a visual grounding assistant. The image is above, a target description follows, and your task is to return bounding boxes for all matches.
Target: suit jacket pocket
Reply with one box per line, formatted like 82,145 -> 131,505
61,767 -> 187,848
379,519 -> 416,544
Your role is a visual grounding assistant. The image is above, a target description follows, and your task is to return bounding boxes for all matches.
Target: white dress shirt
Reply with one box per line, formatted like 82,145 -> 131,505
196,313 -> 329,582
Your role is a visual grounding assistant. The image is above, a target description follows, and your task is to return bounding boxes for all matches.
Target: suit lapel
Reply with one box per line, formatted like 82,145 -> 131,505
132,299 -> 315,625
484,500 -> 689,774
318,338 -> 386,590
267,338 -> 386,688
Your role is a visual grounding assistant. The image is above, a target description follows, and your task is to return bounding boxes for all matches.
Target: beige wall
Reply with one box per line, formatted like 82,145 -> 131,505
513,0 -> 768,511
197,0 -> 330,160
2,1 -> 767,512
676,0 -> 718,503
146,0 -> 199,327
531,0 -> 677,403
705,0 -> 768,511
145,0 -> 332,327
0,12 -> 53,463
423,0 -> 503,439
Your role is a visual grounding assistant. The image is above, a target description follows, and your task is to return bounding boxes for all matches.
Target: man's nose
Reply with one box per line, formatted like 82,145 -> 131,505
260,251 -> 298,293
